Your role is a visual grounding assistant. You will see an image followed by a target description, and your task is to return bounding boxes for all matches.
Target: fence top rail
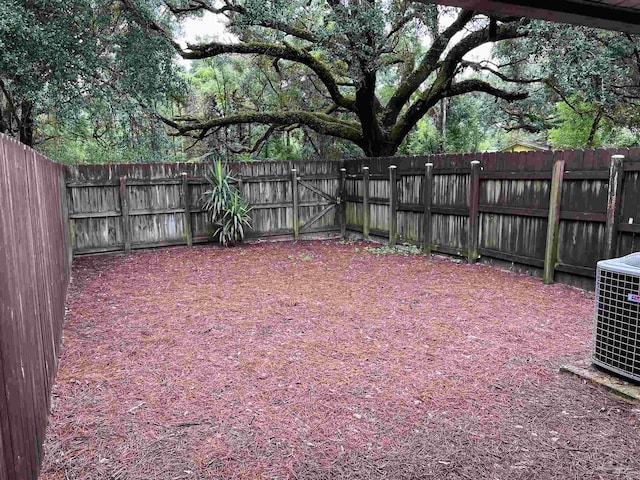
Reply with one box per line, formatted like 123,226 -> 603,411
64,160 -> 344,182
343,148 -> 640,174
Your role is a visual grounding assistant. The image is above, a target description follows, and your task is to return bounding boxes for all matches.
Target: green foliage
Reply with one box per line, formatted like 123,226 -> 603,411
548,99 -> 640,148
492,22 -> 640,147
548,100 -> 610,148
36,104 -> 187,164
445,95 -> 504,153
201,161 -> 252,246
363,244 -> 422,257
132,2 -> 532,157
397,118 -> 442,155
0,0 -> 185,160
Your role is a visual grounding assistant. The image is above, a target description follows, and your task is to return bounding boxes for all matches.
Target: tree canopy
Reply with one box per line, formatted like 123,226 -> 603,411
3,0 -> 640,160
490,20 -> 640,147
0,0 -> 183,159
127,0 -> 532,157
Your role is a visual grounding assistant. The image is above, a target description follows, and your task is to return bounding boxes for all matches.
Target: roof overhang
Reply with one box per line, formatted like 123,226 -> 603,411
430,1 -> 640,34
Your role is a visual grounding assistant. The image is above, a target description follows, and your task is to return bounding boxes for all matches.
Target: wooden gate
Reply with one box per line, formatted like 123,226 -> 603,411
291,167 -> 346,239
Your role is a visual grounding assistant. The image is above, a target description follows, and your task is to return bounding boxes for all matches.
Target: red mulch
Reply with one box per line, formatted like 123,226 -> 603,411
41,240 -> 640,479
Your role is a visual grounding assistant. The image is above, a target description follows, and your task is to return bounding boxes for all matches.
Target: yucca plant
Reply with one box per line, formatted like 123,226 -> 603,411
201,160 -> 252,246
201,160 -> 234,220
214,191 -> 252,246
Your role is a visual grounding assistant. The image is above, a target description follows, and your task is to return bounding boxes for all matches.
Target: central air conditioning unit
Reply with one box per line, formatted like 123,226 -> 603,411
593,252 -> 640,382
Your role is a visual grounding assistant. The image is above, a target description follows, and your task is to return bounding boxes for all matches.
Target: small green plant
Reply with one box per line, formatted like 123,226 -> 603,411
201,160 -> 252,246
298,252 -> 314,261
288,252 -> 315,262
363,244 -> 422,257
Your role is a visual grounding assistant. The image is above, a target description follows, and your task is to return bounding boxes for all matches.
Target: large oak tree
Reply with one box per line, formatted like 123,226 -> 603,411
128,0 -> 532,157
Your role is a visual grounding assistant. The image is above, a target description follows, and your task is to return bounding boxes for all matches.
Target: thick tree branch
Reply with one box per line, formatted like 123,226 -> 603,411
446,79 -> 528,100
182,42 -> 355,111
165,0 -> 228,15
224,4 -> 318,42
437,19 -> 527,88
383,9 -> 476,126
460,60 -> 543,84
157,110 -> 362,144
391,79 -> 527,143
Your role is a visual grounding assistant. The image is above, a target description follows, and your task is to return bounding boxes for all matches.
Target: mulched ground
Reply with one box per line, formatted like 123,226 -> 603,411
41,240 -> 640,480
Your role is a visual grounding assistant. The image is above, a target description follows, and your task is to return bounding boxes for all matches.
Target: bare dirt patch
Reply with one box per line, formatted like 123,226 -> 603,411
41,241 -> 640,479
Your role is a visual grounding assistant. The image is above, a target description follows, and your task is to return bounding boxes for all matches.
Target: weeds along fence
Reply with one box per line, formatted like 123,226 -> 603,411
0,134 -> 72,480
344,149 -> 640,288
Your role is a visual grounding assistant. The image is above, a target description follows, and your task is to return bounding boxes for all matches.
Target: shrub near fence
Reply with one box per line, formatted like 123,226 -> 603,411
0,134 -> 72,480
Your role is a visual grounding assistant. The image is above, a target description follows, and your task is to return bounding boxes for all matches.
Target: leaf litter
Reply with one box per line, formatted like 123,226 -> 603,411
41,240 -> 640,479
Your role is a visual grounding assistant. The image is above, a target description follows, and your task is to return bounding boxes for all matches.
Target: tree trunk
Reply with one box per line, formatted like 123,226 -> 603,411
586,108 -> 602,148
438,98 -> 447,153
19,101 -> 34,147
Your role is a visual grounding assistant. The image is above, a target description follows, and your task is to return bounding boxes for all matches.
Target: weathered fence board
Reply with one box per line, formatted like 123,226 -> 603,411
343,148 -> 640,286
66,148 -> 640,285
65,161 -> 342,254
0,134 -> 71,480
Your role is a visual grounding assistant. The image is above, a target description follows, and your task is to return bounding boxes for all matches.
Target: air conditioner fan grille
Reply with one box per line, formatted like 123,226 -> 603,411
594,269 -> 640,380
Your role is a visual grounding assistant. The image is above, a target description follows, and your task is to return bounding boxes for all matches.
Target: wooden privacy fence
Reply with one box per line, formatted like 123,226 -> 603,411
65,161 -> 344,255
344,149 -> 640,285
0,134 -> 72,480
66,148 -> 640,285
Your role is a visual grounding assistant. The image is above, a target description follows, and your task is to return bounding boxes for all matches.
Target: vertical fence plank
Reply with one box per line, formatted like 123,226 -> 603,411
468,160 -> 481,263
339,168 -> 347,239
543,155 -> 566,284
362,166 -> 370,240
119,176 -> 131,253
237,174 -> 244,197
59,175 -> 72,275
0,136 -> 16,480
291,169 -> 299,240
604,154 -> 625,259
422,163 -> 433,254
389,165 -> 397,247
181,173 -> 192,247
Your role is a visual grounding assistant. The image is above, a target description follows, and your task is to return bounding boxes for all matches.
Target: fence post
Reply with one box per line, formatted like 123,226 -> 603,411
119,176 -> 131,254
422,163 -> 433,254
237,173 -> 244,195
181,172 -> 193,247
389,165 -> 397,247
340,167 -> 347,239
362,166 -> 370,240
291,168 -> 299,240
543,156 -> 565,284
604,154 -> 625,259
468,160 -> 481,263
59,173 -> 73,269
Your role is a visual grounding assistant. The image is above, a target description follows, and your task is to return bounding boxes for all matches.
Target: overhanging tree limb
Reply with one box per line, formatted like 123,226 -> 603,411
156,110 -> 362,143
391,79 -> 527,143
180,42 -> 355,111
383,8 -> 476,126
460,60 -> 544,84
